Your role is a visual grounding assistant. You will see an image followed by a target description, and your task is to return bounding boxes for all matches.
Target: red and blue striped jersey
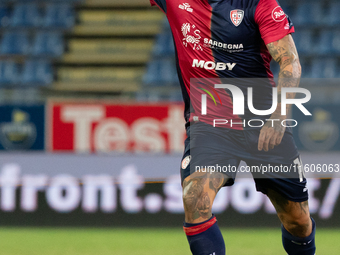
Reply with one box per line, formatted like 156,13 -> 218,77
150,0 -> 294,129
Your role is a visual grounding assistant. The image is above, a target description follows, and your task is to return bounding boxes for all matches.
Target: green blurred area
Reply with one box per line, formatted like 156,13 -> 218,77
0,228 -> 338,255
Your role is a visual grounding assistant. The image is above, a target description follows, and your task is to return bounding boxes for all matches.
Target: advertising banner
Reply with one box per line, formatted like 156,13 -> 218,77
0,153 -> 338,227
0,105 -> 45,150
48,99 -> 340,153
48,102 -> 186,153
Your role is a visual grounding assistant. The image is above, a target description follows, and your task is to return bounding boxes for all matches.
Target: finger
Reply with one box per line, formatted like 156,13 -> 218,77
263,128 -> 276,152
275,132 -> 284,145
263,134 -> 271,152
258,130 -> 266,151
269,131 -> 281,150
269,134 -> 278,150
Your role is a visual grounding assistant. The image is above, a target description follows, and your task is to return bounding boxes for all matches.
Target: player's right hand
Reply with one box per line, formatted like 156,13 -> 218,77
258,119 -> 285,152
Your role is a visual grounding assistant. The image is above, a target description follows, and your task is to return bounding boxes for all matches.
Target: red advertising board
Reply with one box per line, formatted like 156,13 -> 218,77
48,101 -> 186,153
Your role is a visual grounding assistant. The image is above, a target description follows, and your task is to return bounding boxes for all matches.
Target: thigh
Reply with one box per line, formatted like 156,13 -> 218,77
247,159 -> 308,203
181,123 -> 242,187
244,129 -> 307,202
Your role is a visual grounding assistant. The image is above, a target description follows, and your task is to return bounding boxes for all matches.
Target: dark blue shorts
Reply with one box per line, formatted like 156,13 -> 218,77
180,122 -> 308,202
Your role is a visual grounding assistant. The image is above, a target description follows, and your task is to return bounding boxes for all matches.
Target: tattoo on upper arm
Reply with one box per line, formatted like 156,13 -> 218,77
267,36 -> 300,72
267,36 -> 301,111
268,45 -> 289,64
267,43 -> 279,61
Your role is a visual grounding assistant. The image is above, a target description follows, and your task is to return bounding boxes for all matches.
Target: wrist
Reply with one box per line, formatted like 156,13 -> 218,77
270,111 -> 286,120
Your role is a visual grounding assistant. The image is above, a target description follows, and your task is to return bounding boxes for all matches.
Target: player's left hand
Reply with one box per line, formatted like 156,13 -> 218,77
258,119 -> 286,151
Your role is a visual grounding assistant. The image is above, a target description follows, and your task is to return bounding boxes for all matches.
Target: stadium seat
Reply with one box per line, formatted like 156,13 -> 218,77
280,4 -> 293,19
0,61 -> 20,85
137,89 -> 181,102
143,57 -> 178,85
136,90 -> 172,102
135,91 -> 149,101
141,91 -> 163,101
293,2 -> 323,25
0,5 -> 10,27
292,29 -> 314,55
0,31 -> 30,55
169,90 -> 182,102
299,57 -> 310,78
21,60 -> 53,86
161,17 -> 171,31
152,31 -> 175,56
327,1 -> 340,26
10,3 -> 41,27
317,30 -> 340,55
310,58 -> 338,78
43,4 -> 75,28
318,30 -> 335,54
331,31 -> 340,54
32,32 -> 64,57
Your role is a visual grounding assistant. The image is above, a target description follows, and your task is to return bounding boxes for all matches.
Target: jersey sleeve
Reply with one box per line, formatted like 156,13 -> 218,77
150,0 -> 167,14
255,0 -> 294,45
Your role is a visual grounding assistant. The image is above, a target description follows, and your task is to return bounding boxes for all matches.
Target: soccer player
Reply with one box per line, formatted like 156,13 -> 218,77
150,0 -> 316,254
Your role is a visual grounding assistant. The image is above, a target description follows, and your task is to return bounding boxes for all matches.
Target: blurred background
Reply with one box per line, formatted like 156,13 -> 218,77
0,0 -> 339,254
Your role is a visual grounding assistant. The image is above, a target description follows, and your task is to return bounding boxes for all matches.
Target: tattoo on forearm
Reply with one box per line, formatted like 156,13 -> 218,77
280,70 -> 293,79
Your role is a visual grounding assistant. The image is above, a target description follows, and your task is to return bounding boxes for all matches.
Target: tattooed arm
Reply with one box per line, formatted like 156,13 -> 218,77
258,34 -> 301,151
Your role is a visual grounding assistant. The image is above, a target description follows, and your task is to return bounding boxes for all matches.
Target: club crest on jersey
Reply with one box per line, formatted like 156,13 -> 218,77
230,9 -> 244,27
181,23 -> 203,51
181,156 -> 191,169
